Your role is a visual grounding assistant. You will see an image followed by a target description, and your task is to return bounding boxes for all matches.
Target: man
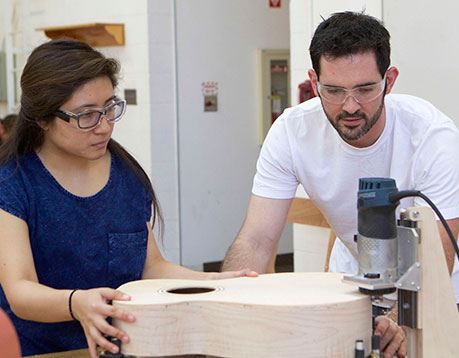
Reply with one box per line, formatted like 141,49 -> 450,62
223,11 -> 459,357
0,114 -> 17,145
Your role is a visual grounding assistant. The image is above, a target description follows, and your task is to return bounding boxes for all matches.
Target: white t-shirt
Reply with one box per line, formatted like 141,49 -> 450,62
253,94 -> 459,301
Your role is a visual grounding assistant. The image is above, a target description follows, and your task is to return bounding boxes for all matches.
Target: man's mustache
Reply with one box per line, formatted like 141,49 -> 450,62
336,111 -> 367,121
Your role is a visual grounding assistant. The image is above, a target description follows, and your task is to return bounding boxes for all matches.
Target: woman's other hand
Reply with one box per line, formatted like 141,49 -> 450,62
70,288 -> 135,358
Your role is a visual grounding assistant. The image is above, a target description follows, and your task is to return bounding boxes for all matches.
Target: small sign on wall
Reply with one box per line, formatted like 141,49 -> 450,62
269,0 -> 281,8
201,81 -> 219,112
124,89 -> 137,105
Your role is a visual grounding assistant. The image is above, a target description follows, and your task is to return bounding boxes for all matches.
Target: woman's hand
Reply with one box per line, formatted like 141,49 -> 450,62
70,288 -> 135,358
207,268 -> 258,280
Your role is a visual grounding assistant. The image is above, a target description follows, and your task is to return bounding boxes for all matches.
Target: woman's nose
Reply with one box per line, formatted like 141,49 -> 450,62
93,115 -> 113,133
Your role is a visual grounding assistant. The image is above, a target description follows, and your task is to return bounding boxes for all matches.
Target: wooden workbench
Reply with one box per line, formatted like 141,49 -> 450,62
26,349 -> 88,357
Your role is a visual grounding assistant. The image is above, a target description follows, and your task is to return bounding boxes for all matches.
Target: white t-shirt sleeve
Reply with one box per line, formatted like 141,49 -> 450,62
252,113 -> 299,199
412,121 -> 459,220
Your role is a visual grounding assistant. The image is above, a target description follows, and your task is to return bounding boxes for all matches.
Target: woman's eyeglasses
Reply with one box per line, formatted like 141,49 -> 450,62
54,98 -> 126,130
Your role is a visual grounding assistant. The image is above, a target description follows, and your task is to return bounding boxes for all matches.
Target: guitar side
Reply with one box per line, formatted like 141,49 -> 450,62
113,272 -> 371,357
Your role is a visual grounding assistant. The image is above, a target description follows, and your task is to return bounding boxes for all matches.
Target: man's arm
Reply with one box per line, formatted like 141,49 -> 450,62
222,195 -> 292,273
438,218 -> 459,274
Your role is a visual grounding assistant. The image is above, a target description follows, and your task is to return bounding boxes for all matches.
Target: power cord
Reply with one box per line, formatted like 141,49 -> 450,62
389,190 -> 459,262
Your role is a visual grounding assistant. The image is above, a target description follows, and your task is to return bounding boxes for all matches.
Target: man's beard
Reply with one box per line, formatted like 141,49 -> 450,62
323,96 -> 385,142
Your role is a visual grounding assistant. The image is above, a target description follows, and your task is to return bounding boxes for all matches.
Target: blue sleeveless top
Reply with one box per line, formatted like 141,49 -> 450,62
0,152 -> 152,355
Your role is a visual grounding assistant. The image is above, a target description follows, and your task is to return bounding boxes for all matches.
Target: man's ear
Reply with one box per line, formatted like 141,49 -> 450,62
307,69 -> 319,97
384,66 -> 399,94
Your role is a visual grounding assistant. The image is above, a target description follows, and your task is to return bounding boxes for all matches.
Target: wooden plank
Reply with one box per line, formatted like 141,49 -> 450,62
26,349 -> 89,358
287,198 -> 335,271
323,231 -> 337,272
403,207 -> 459,357
287,198 -> 330,227
37,23 -> 125,47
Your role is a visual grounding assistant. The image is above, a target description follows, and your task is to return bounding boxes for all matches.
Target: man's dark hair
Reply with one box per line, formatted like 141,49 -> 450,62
309,11 -> 391,79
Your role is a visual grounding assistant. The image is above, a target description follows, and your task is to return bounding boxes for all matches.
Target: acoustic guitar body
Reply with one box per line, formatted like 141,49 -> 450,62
113,272 -> 371,357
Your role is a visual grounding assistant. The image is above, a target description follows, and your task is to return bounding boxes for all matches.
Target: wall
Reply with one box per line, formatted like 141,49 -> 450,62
147,1 -> 181,262
2,0 -> 152,174
175,0 -> 291,267
383,0 -> 459,127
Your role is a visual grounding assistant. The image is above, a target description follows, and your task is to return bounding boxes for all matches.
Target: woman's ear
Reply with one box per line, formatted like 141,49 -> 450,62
37,120 -> 49,131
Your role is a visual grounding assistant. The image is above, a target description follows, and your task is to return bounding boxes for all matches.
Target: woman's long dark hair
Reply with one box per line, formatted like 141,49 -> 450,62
0,39 -> 163,233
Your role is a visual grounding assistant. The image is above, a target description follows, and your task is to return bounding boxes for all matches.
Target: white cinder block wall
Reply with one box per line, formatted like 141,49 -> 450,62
147,1 -> 181,263
383,0 -> 459,126
7,0 -> 153,174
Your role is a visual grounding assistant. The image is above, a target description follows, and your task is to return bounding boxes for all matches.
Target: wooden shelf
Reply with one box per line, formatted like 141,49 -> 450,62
37,23 -> 125,47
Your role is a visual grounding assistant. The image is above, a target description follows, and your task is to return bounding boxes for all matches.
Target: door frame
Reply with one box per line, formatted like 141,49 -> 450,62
257,48 -> 290,145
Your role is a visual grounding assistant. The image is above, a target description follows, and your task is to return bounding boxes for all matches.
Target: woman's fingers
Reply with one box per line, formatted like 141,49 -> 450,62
96,317 -> 130,343
101,304 -> 136,322
88,324 -> 121,355
84,330 -> 98,358
99,288 -> 131,302
76,288 -> 135,355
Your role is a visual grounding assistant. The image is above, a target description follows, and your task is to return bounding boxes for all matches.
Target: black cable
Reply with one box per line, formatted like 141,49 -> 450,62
389,190 -> 459,263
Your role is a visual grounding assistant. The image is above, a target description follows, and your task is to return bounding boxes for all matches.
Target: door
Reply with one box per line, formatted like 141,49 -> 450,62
258,49 -> 290,143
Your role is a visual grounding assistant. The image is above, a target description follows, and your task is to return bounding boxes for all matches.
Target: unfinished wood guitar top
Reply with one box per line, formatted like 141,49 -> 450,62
113,272 -> 371,357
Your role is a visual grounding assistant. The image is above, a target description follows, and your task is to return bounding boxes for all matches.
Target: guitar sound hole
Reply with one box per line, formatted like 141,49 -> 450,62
167,287 -> 215,294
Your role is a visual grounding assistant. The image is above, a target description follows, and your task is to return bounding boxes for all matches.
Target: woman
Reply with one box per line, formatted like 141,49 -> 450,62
0,40 -> 256,357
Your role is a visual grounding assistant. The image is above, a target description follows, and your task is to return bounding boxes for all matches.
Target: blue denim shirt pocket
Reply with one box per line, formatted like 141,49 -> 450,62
107,229 -> 148,288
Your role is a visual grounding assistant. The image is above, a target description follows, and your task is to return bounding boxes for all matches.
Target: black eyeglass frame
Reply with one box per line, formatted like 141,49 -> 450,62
54,99 -> 127,130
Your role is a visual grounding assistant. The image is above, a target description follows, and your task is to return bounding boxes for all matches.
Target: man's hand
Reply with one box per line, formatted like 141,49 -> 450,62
208,268 -> 258,280
374,315 -> 407,357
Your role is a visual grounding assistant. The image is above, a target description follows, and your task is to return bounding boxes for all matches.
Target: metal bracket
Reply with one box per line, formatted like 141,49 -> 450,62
395,262 -> 421,292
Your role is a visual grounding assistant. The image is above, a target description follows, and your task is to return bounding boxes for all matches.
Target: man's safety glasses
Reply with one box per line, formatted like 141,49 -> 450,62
316,78 -> 386,105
